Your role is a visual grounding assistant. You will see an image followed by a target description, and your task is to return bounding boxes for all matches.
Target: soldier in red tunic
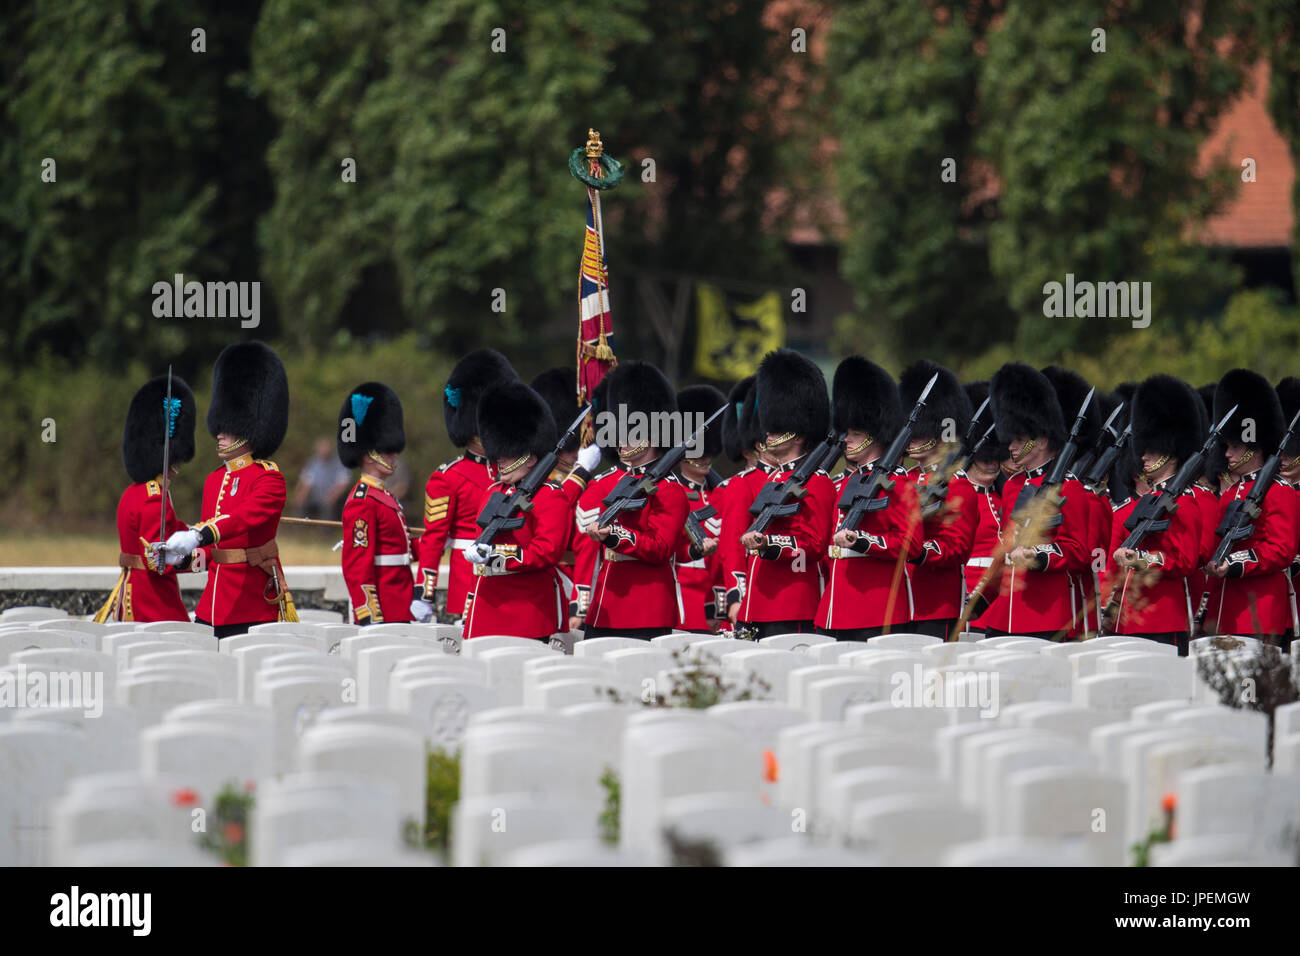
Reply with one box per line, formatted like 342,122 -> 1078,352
1274,376 -> 1300,651
462,382 -> 579,640
719,375 -> 770,629
673,384 -> 727,632
1102,375 -> 1207,652
979,363 -> 1094,639
737,350 -> 836,639
96,375 -> 198,623
337,382 -> 414,625
162,342 -> 294,638
813,357 -> 919,639
1201,370 -> 1298,641
899,361 -> 979,641
412,350 -> 518,625
959,382 -> 1008,632
572,362 -> 690,640
530,366 -> 603,614
1040,366 -> 1105,637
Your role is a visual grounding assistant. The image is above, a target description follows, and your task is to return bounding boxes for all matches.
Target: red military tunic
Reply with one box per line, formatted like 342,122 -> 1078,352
1204,474 -> 1297,636
718,463 -> 770,619
572,463 -> 690,631
110,477 -> 190,621
417,451 -> 494,620
545,464 -> 589,615
192,454 -> 288,628
963,476 -> 1003,628
341,474 -> 415,625
982,461 -> 1094,635
1103,485 -> 1202,634
675,473 -> 725,631
907,465 -> 979,623
735,456 -> 835,625
815,463 -> 919,630
464,480 -> 573,639
1070,485 -> 1114,636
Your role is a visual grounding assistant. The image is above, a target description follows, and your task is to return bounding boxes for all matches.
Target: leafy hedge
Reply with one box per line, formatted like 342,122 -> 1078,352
1,334 -> 455,531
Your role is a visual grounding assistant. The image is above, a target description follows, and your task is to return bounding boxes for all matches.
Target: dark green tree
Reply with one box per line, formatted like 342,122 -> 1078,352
828,0 -> 1012,362
978,0 -> 1257,356
0,0 -> 274,371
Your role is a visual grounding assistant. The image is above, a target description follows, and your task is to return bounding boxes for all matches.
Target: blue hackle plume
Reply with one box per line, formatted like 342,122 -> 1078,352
164,397 -> 182,438
444,385 -> 462,408
350,392 -> 374,426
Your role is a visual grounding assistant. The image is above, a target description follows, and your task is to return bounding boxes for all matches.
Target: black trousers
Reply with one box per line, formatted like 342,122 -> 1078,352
905,618 -> 958,641
582,625 -> 665,641
196,618 -> 255,639
983,627 -> 1064,641
739,620 -> 815,640
816,625 -> 887,641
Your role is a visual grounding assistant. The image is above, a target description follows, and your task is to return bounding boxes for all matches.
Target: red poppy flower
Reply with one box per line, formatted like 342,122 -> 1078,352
223,822 -> 245,844
762,749 -> 779,783
1161,793 -> 1176,813
171,788 -> 199,807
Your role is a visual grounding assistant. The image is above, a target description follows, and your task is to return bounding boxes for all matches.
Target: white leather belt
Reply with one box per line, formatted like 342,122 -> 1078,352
827,546 -> 866,559
450,538 -> 475,550
603,548 -> 639,563
678,558 -> 707,570
374,553 -> 410,566
966,556 -> 994,568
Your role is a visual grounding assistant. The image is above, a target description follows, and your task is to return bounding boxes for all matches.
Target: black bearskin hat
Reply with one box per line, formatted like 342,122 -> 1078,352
991,363 -> 1066,448
337,382 -> 405,469
1214,369 -> 1283,451
530,367 -> 581,454
676,384 -> 726,459
899,360 -> 971,442
443,349 -> 517,448
1041,366 -> 1102,452
757,350 -> 830,443
207,341 -> 289,459
1131,375 -> 1202,466
601,361 -> 677,449
831,356 -> 898,440
963,381 -> 1009,464
1197,384 -> 1216,425
1276,377 -> 1300,457
477,382 -> 557,464
123,375 -> 197,484
723,376 -> 760,463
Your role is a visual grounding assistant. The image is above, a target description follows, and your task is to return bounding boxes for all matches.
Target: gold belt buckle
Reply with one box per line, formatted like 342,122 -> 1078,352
830,545 -> 842,560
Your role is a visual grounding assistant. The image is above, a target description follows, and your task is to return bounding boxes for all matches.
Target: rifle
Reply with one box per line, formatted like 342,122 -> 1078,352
1193,406 -> 1300,635
595,404 -> 726,529
1073,402 -> 1125,485
1100,404 -> 1236,632
1083,422 -> 1132,490
958,388 -> 1095,633
835,373 -> 939,533
918,419 -> 997,520
746,429 -> 848,536
1007,387 -> 1095,535
474,404 -> 592,551
684,504 -> 718,556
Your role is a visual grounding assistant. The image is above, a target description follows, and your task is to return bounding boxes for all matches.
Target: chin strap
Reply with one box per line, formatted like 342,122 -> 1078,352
760,432 -> 796,452
1142,453 -> 1170,476
845,434 -> 874,456
497,453 -> 531,477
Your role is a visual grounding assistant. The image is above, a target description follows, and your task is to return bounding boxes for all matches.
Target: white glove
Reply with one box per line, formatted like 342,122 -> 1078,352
409,598 -> 434,623
163,547 -> 188,567
163,528 -> 201,558
577,444 -> 602,473
464,542 -> 492,565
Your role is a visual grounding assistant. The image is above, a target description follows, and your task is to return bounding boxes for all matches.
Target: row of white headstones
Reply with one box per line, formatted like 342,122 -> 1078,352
0,604 -> 1297,866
